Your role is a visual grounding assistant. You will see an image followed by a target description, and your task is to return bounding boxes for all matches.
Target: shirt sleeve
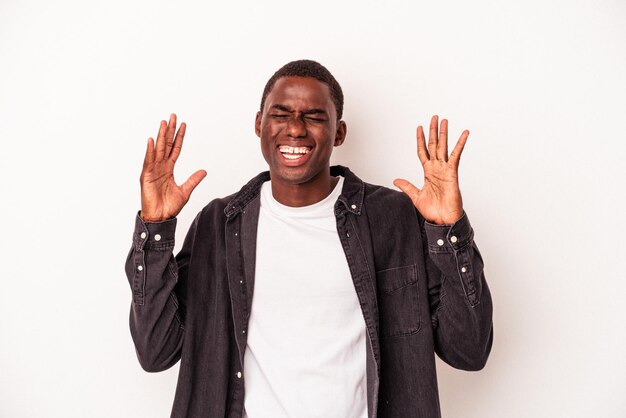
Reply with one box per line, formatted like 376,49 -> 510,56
124,212 -> 185,372
422,212 -> 494,371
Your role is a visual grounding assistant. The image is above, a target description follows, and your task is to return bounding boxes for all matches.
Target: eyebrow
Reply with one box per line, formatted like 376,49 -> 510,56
303,108 -> 327,115
271,105 -> 291,112
270,104 -> 328,116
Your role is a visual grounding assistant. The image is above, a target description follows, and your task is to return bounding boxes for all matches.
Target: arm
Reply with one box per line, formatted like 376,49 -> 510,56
125,114 -> 206,372
125,215 -> 183,372
395,115 -> 493,370
422,212 -> 493,370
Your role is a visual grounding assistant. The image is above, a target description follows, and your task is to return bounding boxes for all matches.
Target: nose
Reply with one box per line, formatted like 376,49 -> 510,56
287,116 -> 306,138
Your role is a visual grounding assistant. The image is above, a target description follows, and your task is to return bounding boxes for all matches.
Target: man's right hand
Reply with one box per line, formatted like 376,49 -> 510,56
140,113 -> 207,222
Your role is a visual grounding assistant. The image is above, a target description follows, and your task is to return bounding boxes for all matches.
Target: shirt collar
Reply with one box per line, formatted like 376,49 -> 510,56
224,165 -> 365,218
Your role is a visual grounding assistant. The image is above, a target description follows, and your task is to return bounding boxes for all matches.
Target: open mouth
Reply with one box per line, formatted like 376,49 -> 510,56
278,145 -> 312,161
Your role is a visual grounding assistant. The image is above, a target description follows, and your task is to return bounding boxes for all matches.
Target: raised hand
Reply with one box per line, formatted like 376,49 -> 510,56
140,114 -> 207,222
393,115 -> 468,225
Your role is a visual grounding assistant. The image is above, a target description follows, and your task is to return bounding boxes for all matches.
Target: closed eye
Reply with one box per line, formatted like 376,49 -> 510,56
304,110 -> 327,122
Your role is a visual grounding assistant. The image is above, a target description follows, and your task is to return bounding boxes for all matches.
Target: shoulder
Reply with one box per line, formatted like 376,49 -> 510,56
362,181 -> 407,203
194,170 -> 269,222
334,165 -> 418,220
335,165 -> 412,209
198,193 -> 234,217
363,181 -> 419,220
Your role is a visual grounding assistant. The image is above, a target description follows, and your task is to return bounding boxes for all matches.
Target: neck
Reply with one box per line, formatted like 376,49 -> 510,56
270,173 -> 338,207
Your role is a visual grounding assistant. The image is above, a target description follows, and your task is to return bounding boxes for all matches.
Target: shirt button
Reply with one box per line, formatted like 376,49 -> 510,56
351,204 -> 357,210
154,234 -> 162,241
450,236 -> 458,243
461,267 -> 467,273
140,232 -> 147,239
437,239 -> 444,246
236,371 -> 242,379
137,265 -> 143,271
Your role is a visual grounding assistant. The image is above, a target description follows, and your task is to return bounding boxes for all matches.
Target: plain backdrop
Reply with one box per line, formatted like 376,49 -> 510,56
1,0 -> 625,417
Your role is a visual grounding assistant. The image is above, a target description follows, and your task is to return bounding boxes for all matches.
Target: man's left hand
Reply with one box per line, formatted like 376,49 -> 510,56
394,115 -> 468,225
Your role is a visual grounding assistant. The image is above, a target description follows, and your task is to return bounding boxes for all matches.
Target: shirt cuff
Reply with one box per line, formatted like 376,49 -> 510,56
424,212 -> 474,253
132,212 -> 177,251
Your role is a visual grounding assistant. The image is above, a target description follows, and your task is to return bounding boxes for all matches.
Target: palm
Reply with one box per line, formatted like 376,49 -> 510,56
140,114 -> 207,222
394,116 -> 468,225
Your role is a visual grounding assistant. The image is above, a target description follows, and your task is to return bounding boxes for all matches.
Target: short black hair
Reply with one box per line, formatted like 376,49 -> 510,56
260,59 -> 344,120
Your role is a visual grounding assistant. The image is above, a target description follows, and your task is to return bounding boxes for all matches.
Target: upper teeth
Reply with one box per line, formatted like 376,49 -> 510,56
279,146 -> 309,154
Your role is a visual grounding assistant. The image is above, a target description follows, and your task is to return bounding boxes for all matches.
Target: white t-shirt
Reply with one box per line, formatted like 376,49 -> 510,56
243,176 -> 367,418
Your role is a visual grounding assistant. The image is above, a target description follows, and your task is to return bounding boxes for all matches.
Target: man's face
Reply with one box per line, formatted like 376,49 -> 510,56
255,76 -> 346,189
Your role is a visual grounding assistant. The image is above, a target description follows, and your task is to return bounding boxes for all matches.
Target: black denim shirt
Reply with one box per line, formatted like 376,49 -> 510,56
125,165 -> 493,418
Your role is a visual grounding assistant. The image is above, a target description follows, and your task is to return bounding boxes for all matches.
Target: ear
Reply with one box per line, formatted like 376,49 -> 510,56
255,111 -> 262,137
334,120 -> 347,147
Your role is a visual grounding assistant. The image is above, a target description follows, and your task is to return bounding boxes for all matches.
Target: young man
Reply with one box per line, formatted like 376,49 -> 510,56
126,60 -> 493,418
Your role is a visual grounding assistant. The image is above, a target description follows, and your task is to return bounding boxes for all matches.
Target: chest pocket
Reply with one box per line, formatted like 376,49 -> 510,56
376,264 -> 421,338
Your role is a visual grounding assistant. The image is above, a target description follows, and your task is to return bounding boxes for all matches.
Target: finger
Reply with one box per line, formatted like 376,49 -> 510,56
180,169 -> 207,199
154,120 -> 167,160
169,122 -> 186,162
428,115 -> 438,160
143,137 -> 155,166
416,125 -> 429,164
449,130 -> 470,168
437,118 -> 449,161
393,178 -> 421,207
164,113 -> 177,159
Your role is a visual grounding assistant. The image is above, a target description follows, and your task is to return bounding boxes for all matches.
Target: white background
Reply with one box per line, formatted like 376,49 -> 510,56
1,0 -> 625,417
